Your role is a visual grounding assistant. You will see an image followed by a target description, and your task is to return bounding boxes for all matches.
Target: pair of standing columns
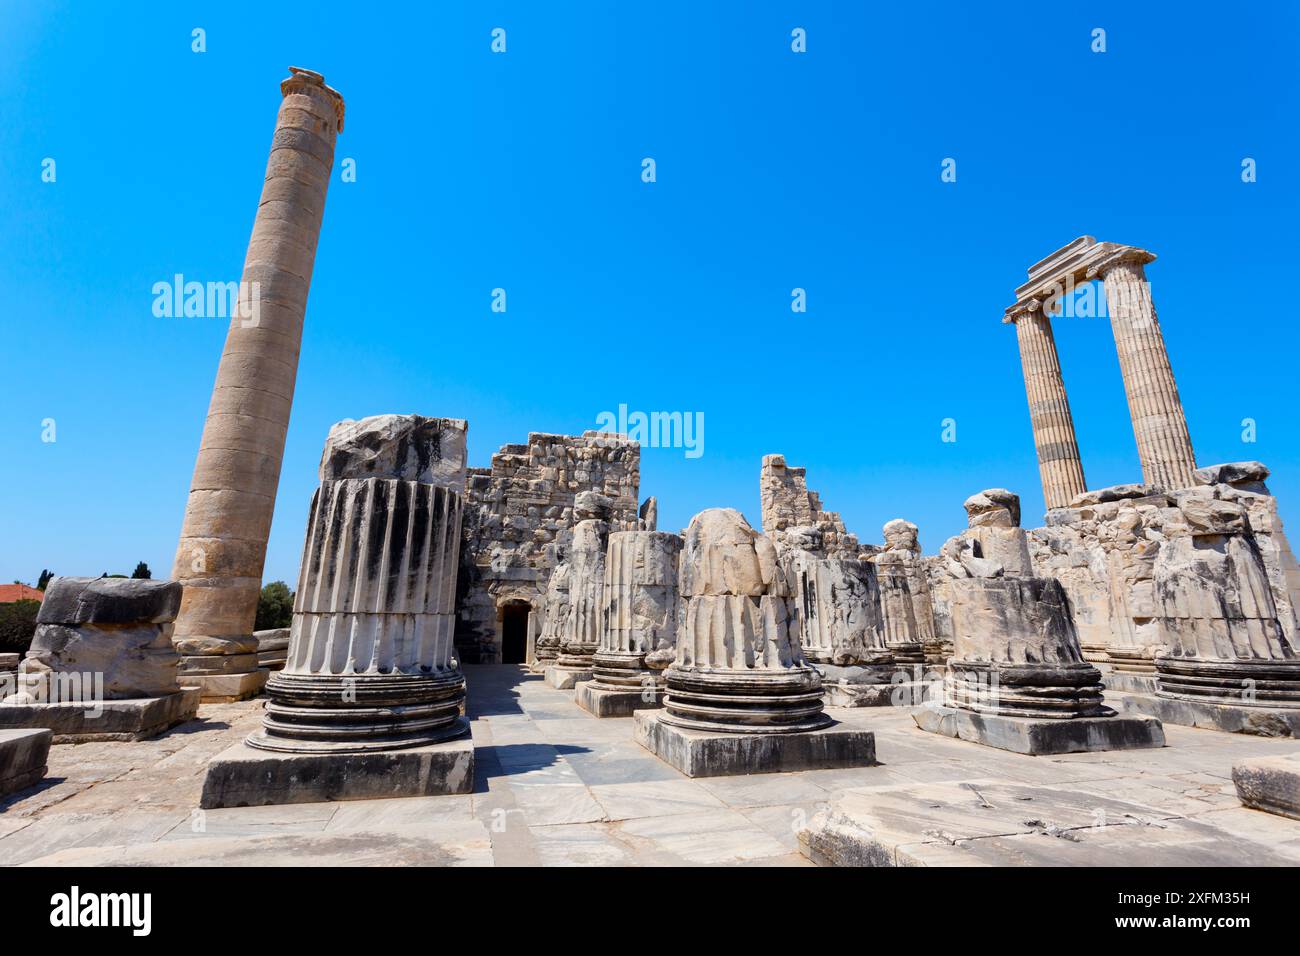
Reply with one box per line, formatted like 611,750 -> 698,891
1008,248 -> 1197,510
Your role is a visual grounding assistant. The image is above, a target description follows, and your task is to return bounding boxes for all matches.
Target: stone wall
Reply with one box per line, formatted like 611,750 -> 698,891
455,431 -> 640,664
759,455 -> 863,558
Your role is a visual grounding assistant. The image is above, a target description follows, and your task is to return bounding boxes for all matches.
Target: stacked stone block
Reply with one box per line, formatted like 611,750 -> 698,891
456,431 -> 640,665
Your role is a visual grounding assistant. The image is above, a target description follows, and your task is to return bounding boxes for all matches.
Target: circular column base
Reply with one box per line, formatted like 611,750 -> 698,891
885,642 -> 925,665
250,670 -> 466,753
590,651 -> 659,691
1154,657 -> 1300,706
661,666 -> 832,734
945,660 -> 1108,719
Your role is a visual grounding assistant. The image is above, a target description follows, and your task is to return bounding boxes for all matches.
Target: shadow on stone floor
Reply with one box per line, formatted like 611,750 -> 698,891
0,776 -> 65,811
463,665 -> 537,717
471,741 -> 593,791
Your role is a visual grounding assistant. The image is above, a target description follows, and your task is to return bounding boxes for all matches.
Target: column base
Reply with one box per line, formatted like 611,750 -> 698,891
200,718 -> 474,808
634,710 -> 874,778
544,665 -> 593,690
0,729 -> 51,797
0,690 -> 199,743
178,669 -> 268,703
815,663 -> 929,708
913,704 -> 1164,755
575,680 -> 662,717
885,642 -> 925,664
1119,691 -> 1300,737
1100,669 -> 1159,695
1079,642 -> 1110,664
1233,753 -> 1300,820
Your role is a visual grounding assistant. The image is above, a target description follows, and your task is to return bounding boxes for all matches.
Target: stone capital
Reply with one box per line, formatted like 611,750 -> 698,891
1002,298 -> 1043,325
281,66 -> 346,132
1085,245 -> 1155,281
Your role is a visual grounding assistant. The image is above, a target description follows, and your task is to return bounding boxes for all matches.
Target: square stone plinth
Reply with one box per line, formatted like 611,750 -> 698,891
1233,753 -> 1300,820
575,681 -> 662,718
1120,692 -> 1300,738
0,689 -> 199,743
633,711 -> 875,778
180,670 -> 268,703
0,728 -> 51,797
199,725 -> 475,808
544,666 -> 593,690
913,705 -> 1164,755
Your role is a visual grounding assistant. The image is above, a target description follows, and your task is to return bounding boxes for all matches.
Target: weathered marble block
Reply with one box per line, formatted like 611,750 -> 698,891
10,577 -> 184,701
938,490 -> 1108,719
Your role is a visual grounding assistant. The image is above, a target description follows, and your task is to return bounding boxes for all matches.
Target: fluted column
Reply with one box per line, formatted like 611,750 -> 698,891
578,530 -> 682,715
1089,248 -> 1197,491
250,415 -> 469,753
171,68 -> 344,701
553,519 -> 609,674
594,530 -> 681,679
1006,300 -> 1087,510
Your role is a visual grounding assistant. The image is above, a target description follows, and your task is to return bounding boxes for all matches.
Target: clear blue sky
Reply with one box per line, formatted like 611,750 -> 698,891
2,2 -> 1297,588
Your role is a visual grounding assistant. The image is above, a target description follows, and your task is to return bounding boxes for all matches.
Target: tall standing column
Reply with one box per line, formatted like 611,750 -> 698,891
1088,248 -> 1197,491
1005,300 -> 1087,510
171,68 -> 344,701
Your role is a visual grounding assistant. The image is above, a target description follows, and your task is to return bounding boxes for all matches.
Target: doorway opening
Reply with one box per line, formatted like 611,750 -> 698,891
501,601 -> 530,664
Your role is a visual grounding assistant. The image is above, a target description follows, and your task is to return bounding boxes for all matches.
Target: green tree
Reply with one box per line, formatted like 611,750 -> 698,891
255,581 -> 294,631
0,599 -> 41,653
131,561 -> 152,579
37,569 -> 54,590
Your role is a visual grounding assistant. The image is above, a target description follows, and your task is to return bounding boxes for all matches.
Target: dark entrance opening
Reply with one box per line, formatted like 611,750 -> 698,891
501,601 -> 529,664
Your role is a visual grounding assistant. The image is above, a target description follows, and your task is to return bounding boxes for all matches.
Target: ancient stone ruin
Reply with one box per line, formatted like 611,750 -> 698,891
200,414 -> 473,807
633,508 -> 876,776
0,577 -> 198,742
10,73 -> 1300,869
456,432 -> 641,667
914,489 -> 1165,754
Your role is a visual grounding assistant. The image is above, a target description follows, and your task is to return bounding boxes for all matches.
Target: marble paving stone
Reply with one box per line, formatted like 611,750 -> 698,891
507,782 -> 606,826
0,810 -> 189,866
326,795 -> 474,831
23,823 -> 494,867
617,808 -> 790,864
591,778 -> 727,821
740,802 -> 835,852
535,717 -> 637,745
696,773 -> 831,809
561,742 -> 684,786
529,823 -> 639,867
